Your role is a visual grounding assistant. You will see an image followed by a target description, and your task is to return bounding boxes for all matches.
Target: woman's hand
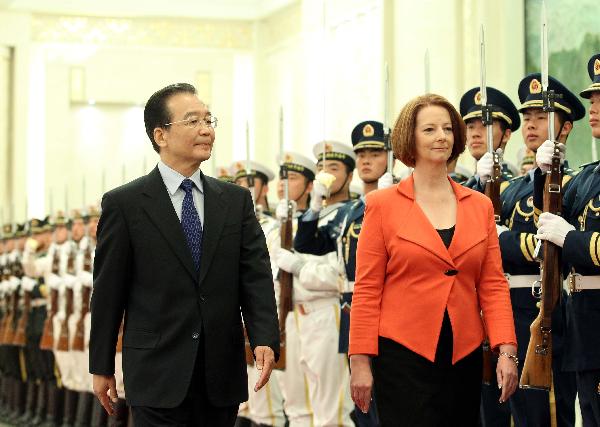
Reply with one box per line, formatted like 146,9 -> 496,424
496,344 -> 518,403
350,354 -> 373,413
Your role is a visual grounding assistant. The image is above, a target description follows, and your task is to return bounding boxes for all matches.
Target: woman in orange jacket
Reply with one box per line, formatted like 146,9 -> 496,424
349,94 -> 518,426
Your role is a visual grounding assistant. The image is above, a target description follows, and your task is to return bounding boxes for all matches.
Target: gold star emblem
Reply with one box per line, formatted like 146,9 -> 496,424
284,154 -> 293,162
235,162 -> 244,172
530,79 -> 541,94
474,91 -> 482,105
362,124 -> 375,137
595,58 -> 600,76
325,143 -> 333,152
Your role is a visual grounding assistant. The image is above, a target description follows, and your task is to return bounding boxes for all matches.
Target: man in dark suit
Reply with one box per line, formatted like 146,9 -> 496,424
89,83 -> 280,426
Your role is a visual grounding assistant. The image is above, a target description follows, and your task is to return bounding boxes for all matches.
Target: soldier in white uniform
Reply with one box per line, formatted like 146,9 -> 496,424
275,142 -> 355,427
231,160 -> 285,427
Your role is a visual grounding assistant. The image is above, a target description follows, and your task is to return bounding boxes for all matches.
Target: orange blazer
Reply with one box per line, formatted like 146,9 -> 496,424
349,175 -> 517,364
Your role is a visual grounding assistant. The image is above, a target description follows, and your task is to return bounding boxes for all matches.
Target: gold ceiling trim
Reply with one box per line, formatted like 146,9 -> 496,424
31,14 -> 254,49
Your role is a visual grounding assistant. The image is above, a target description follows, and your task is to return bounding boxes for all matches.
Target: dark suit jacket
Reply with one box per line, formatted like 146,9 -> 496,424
89,166 -> 279,408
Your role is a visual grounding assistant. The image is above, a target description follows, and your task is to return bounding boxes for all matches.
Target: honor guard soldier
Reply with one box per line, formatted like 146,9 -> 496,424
0,223 -> 23,421
519,150 -> 535,176
293,121 -> 393,427
532,53 -> 600,426
460,86 -> 520,190
214,165 -> 235,183
249,151 -> 316,427
459,86 -> 520,426
275,141 -> 355,427
231,160 -> 276,218
476,73 -> 585,427
20,217 -> 60,426
229,160 -> 277,427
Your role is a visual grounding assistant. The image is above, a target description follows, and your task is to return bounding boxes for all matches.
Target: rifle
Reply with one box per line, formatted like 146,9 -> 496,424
274,127 -> 293,369
2,288 -> 18,344
520,2 -> 562,390
71,286 -> 91,351
39,288 -> 58,350
56,287 -> 73,351
383,62 -> 395,177
479,25 -> 500,386
13,289 -> 30,346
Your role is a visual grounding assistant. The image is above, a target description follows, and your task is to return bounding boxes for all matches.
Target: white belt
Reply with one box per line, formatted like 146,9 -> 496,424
30,299 -> 47,308
505,274 -> 539,289
295,297 -> 339,315
567,274 -> 600,294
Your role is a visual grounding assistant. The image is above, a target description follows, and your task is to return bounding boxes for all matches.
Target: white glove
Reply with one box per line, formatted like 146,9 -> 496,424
275,199 -> 297,221
496,224 -> 509,236
275,248 -> 305,276
476,152 -> 494,183
377,172 -> 394,190
25,238 -> 39,253
536,140 -> 565,173
536,212 -> 574,248
309,180 -> 329,213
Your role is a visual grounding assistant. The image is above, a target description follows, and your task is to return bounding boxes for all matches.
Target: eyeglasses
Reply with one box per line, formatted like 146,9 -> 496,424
164,116 -> 218,129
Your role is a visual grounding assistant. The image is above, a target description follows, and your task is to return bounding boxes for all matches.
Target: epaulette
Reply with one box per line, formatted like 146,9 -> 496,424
579,160 -> 600,169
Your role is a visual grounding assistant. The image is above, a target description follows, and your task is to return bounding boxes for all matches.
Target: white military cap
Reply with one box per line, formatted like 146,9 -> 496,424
230,160 -> 275,182
276,151 -> 317,180
312,141 -> 356,169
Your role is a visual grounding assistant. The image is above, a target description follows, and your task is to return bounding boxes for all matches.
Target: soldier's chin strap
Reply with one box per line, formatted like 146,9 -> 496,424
295,181 -> 311,205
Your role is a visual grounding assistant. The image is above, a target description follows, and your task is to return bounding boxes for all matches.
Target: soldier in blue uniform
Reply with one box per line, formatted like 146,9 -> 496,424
477,73 -> 585,427
293,120 -> 394,427
533,53 -> 600,426
458,86 -> 521,427
459,86 -> 520,191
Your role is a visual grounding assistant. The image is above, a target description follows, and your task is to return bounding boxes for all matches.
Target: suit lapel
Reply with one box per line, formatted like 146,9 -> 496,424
197,174 -> 228,287
141,167 -> 197,281
449,187 -> 487,259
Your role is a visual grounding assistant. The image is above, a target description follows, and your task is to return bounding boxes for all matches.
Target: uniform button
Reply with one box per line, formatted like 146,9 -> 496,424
192,332 -> 200,340
444,269 -> 458,276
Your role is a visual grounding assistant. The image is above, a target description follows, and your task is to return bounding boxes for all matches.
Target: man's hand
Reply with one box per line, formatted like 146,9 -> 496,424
536,212 -> 575,248
476,152 -> 494,182
377,172 -> 394,190
275,248 -> 305,276
309,180 -> 329,213
253,346 -> 275,392
536,140 -> 565,173
275,199 -> 297,221
93,374 -> 118,415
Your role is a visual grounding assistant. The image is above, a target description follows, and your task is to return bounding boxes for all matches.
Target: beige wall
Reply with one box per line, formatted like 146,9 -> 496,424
0,0 -> 526,220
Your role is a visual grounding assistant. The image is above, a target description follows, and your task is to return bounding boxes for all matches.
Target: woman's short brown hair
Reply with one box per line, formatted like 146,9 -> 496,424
391,93 -> 466,168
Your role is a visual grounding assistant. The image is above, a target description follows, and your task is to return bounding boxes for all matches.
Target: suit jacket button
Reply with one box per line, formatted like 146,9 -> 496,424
444,269 -> 458,276
198,294 -> 206,302
192,332 -> 200,340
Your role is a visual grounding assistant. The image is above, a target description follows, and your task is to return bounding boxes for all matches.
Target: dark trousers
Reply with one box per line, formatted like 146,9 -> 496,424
510,361 -> 576,427
480,363 -> 511,427
576,369 -> 600,427
372,336 -> 482,427
131,335 -> 238,427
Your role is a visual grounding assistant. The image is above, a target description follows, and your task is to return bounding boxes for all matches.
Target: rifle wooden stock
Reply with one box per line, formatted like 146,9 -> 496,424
520,151 -> 562,390
57,287 -> 73,351
71,286 -> 91,351
40,288 -> 59,350
2,291 -> 18,344
0,291 -> 11,344
13,291 -> 31,346
275,208 -> 294,370
481,160 -> 502,384
116,321 -> 124,353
